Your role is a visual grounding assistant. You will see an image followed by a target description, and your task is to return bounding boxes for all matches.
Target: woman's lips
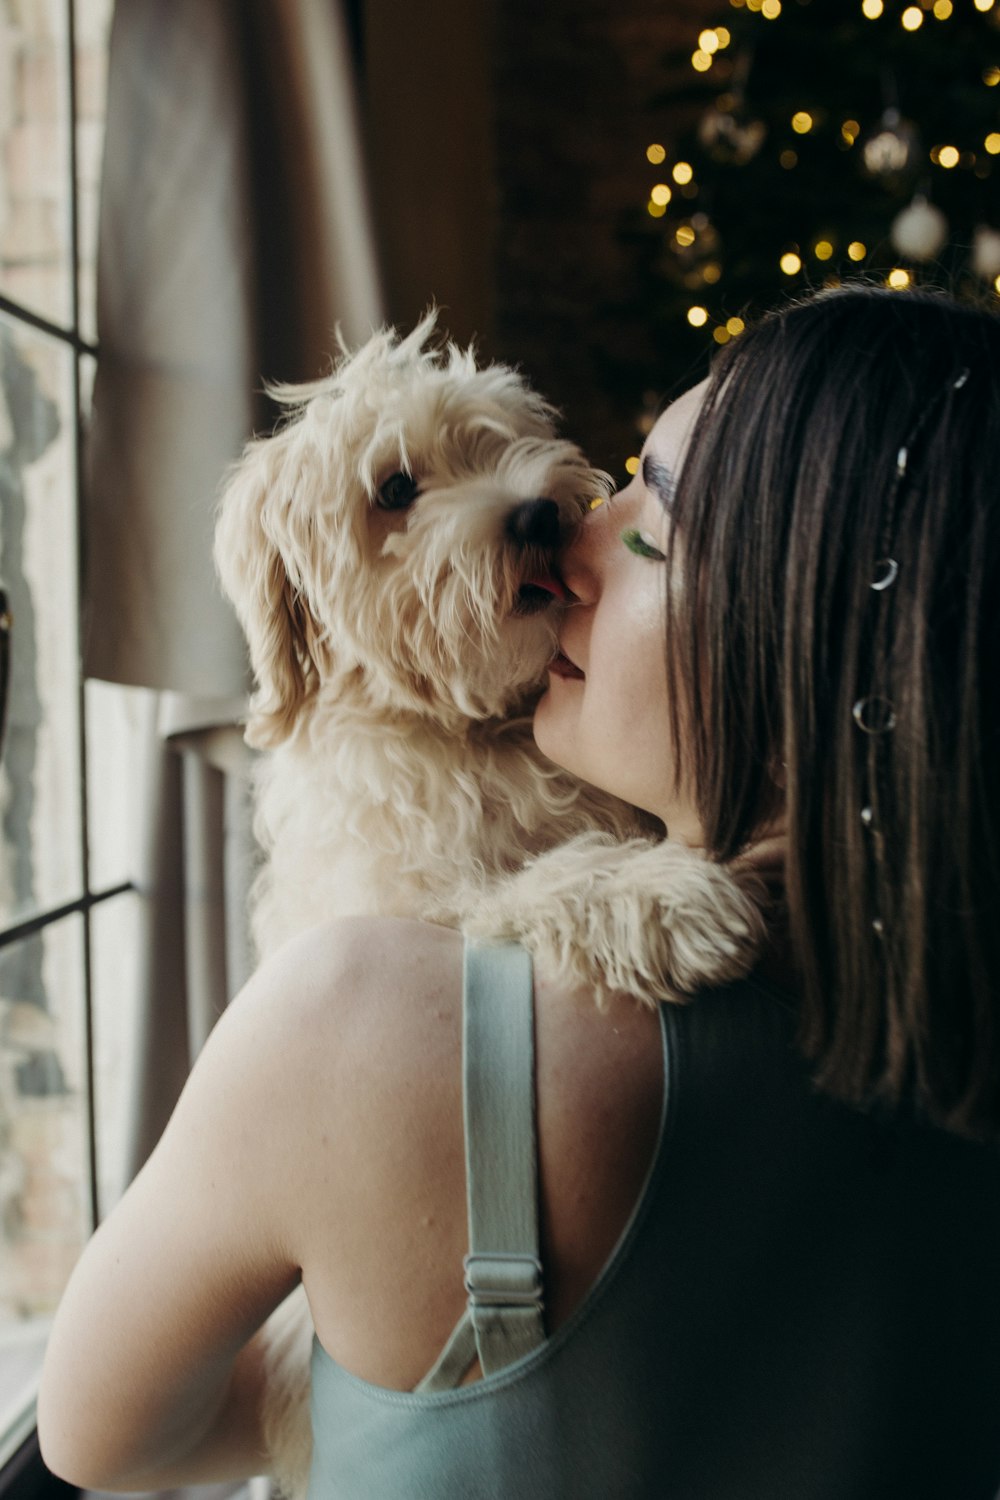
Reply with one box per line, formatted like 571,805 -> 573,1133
548,651 -> 585,680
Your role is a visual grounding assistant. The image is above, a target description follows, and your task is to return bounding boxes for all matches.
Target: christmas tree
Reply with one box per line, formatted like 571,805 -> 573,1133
626,0 -> 1000,393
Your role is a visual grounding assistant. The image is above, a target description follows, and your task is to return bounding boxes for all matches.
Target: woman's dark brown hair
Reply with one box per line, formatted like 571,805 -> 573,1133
668,284 -> 1000,1136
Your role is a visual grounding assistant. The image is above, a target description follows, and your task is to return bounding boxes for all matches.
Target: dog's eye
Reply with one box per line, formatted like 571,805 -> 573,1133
376,472 -> 420,511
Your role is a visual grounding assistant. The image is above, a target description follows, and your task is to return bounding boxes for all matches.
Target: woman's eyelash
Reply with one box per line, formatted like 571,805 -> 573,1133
621,528 -> 667,562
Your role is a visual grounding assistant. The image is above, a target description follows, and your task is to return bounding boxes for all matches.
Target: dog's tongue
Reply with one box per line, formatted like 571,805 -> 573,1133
524,573 -> 569,601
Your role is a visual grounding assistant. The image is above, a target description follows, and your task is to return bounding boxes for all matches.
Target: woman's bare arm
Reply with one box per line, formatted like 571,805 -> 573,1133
36,937 -> 321,1490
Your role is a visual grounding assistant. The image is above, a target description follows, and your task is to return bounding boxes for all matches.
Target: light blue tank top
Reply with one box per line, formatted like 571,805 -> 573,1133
306,945 -> 1000,1499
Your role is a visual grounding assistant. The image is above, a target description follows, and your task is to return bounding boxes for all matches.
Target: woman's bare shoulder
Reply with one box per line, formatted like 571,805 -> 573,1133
232,915 -> 464,1047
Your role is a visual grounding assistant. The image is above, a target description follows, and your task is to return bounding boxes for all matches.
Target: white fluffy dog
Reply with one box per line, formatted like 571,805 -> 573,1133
215,314 -> 765,1496
216,314 -> 643,950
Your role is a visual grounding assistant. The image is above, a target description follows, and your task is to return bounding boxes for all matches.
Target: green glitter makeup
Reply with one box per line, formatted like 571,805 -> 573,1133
621,528 -> 667,562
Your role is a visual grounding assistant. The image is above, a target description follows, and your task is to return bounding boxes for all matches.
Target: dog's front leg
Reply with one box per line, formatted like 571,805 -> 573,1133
460,833 -> 768,1008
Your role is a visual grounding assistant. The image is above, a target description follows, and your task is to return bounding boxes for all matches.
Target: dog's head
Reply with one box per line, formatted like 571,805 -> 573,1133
215,313 -> 610,747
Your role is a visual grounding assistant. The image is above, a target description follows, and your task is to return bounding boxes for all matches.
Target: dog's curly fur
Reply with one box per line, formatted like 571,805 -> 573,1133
215,314 -> 766,1497
216,313 -> 646,951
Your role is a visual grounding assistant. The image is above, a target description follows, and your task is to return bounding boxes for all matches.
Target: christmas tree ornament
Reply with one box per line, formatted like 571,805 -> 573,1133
633,1 -> 1000,394
890,195 -> 948,261
697,98 -> 767,164
972,224 -> 1000,280
677,213 -> 721,262
663,212 -> 722,284
861,107 -> 920,185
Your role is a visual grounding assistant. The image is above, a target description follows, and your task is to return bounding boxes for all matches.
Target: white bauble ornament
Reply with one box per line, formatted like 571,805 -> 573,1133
698,104 -> 766,165
861,107 -> 919,182
972,224 -> 1000,280
890,197 -> 948,262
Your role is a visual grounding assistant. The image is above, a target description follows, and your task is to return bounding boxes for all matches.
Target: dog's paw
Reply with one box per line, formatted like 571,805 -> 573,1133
460,832 -> 768,1007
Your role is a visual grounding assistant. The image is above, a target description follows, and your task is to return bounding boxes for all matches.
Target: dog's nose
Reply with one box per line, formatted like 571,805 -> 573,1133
506,498 -> 561,548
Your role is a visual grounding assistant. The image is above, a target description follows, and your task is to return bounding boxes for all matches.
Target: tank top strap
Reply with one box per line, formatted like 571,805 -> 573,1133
416,940 -> 545,1393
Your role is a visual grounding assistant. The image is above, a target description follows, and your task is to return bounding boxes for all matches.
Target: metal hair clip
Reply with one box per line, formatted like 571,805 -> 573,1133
852,695 -> 897,735
853,365 -> 971,943
871,558 -> 899,592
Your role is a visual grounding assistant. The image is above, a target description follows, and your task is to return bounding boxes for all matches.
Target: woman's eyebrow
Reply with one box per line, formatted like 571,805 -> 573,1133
643,453 -> 676,507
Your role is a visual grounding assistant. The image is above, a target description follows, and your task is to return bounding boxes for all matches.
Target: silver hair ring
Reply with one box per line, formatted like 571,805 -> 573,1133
871,557 -> 899,591
852,695 -> 897,734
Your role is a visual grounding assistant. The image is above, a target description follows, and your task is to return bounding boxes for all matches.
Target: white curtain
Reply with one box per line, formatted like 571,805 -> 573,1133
84,0 -> 384,1180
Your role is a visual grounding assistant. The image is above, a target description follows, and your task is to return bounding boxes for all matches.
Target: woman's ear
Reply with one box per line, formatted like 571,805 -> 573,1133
214,440 -> 325,750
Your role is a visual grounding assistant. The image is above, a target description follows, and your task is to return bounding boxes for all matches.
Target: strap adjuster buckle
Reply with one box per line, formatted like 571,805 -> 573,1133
463,1252 -> 544,1311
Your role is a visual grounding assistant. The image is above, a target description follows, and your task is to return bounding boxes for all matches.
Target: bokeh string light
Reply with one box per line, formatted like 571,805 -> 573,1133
633,0 -> 1000,383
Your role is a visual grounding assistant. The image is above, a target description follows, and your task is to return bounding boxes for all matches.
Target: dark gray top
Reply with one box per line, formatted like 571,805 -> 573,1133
307,968 -> 1000,1499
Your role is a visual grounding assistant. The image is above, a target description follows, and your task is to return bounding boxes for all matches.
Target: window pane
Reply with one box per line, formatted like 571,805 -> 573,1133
0,314 -> 82,924
74,0 -> 114,344
91,889 -> 142,1214
0,2 -> 73,329
0,915 -> 88,1458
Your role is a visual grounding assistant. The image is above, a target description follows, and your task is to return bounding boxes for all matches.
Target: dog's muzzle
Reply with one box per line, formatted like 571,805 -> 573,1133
506,498 -> 561,548
507,499 -> 570,615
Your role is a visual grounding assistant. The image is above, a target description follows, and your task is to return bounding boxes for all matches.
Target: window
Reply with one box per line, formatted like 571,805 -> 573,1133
0,0 -> 135,1467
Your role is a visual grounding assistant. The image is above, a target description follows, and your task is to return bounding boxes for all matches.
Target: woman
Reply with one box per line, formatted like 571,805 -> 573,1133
39,286 -> 1000,1498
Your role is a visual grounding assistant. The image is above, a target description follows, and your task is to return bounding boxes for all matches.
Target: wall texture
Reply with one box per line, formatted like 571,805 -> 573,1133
492,0 -> 719,471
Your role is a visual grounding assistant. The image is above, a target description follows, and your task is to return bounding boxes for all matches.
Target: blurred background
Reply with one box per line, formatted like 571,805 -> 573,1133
0,0 -> 997,1481
395,0 -> 1000,469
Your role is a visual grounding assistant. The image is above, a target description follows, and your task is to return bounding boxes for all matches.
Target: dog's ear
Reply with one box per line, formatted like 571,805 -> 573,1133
215,438 -> 325,750
245,549 -> 323,749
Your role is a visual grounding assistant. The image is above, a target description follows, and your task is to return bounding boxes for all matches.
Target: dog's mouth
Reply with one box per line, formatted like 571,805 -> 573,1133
513,572 -> 569,616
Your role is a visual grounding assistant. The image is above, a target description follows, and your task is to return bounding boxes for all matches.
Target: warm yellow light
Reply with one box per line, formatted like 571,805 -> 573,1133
842,119 -> 860,143
646,143 -> 666,164
780,251 -> 803,275
745,0 -> 763,10
692,49 -> 713,71
713,326 -> 732,344
986,133 -> 1000,155
974,0 -> 994,12
848,240 -> 867,261
932,0 -> 952,16
814,239 -> 834,260
589,494 -> 607,509
792,111 -> 814,134
687,305 -> 709,327
715,26 -> 732,45
901,5 -> 923,26
995,274 -> 1000,293
861,0 -> 883,16
675,224 -> 697,247
984,66 -> 1000,86
647,200 -> 667,218
699,28 -> 720,51
726,316 -> 746,335
650,182 -> 672,205
730,0 -> 746,8
672,161 -> 694,185
780,148 -> 798,169
761,0 -> 782,17
937,144 -> 960,168
702,262 -> 723,284
625,457 -> 641,477
887,267 -> 911,288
